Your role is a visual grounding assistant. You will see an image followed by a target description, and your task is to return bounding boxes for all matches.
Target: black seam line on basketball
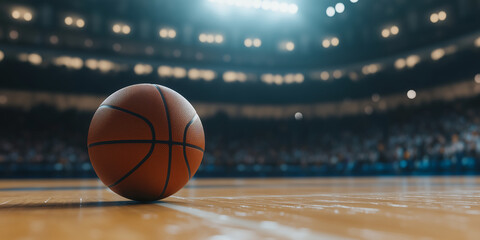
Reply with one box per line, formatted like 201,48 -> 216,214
155,85 -> 172,198
183,114 -> 198,179
99,105 -> 156,188
87,140 -> 204,152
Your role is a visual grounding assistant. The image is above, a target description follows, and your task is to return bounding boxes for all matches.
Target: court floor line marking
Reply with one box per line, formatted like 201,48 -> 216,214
44,197 -> 51,204
160,203 -> 351,240
0,200 -> 11,205
172,190 -> 480,200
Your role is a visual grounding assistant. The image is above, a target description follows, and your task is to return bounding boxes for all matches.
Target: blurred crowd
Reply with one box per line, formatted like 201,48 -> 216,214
1,97 -> 480,178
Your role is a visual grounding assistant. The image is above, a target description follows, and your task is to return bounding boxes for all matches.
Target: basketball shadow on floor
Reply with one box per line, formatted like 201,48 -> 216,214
0,200 -> 167,210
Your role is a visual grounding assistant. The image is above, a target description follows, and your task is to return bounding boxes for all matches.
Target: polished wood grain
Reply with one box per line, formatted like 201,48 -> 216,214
0,177 -> 479,240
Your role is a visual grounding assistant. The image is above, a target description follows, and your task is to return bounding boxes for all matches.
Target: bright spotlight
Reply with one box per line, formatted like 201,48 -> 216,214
474,74 -> 480,84
207,34 -> 215,43
28,53 -> 42,66
438,11 -> 447,21
335,3 -> 345,13
322,39 -> 330,48
381,29 -> 390,38
112,24 -> 121,33
331,37 -> 339,47
159,29 -> 168,38
209,0 -> 298,14
76,19 -> 85,28
65,16 -> 73,26
407,90 -> 416,100
0,50 -> 4,62
475,37 -> 480,48
285,41 -> 295,51
390,25 -> 399,35
288,4 -> 298,14
11,10 -> 21,19
333,70 -> 342,79
431,48 -> 445,61
122,25 -> 131,34
394,58 -> 406,70
168,29 -> 176,38
199,34 -> 207,42
294,112 -> 303,120
406,55 -> 420,68
430,13 -> 439,23
253,38 -> 262,47
320,71 -> 330,81
23,12 -> 33,21
350,0 -> 359,3
244,38 -> 253,47
215,34 -> 224,43
326,6 -> 335,17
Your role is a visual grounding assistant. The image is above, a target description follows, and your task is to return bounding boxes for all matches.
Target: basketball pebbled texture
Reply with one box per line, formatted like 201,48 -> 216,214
87,84 -> 205,201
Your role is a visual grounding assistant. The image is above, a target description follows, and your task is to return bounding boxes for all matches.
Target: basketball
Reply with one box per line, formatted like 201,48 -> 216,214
87,84 -> 205,201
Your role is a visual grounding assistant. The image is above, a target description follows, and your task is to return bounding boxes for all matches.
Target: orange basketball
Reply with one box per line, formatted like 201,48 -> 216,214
87,84 -> 204,201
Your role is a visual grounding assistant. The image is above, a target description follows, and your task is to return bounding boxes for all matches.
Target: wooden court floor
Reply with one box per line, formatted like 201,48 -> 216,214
1,177 -> 480,240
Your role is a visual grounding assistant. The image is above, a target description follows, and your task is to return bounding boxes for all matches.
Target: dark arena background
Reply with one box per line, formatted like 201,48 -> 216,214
2,0 -> 480,239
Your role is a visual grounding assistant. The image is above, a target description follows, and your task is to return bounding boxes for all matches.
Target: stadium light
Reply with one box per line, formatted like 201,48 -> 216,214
172,67 -> 187,78
406,55 -> 420,68
475,37 -> 480,48
294,112 -> 303,120
159,28 -> 176,39
0,50 -> 4,62
64,16 -> 85,28
76,19 -> 85,28
158,66 -> 173,77
322,39 -> 331,48
23,12 -> 32,21
112,23 -> 131,35
326,6 -> 335,17
431,48 -> 445,61
350,0 -> 359,3
134,64 -> 153,75
430,11 -> 447,23
335,3 -> 345,13
333,70 -> 342,79
362,64 -> 380,75
331,37 -> 339,47
28,53 -> 42,66
188,69 -> 201,80
381,25 -> 399,38
322,37 -> 339,48
407,90 -> 416,99
320,71 -> 330,81
11,10 -> 20,19
475,74 -> 480,84
244,38 -> 261,48
390,26 -> 399,35
381,29 -> 390,38
10,8 -> 33,22
261,74 -> 274,84
371,94 -> 380,102
438,11 -> 447,21
199,33 -> 224,44
285,41 -> 295,51
53,56 -> 83,70
223,71 -> 236,82
208,0 -> 298,14
394,58 -> 406,70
